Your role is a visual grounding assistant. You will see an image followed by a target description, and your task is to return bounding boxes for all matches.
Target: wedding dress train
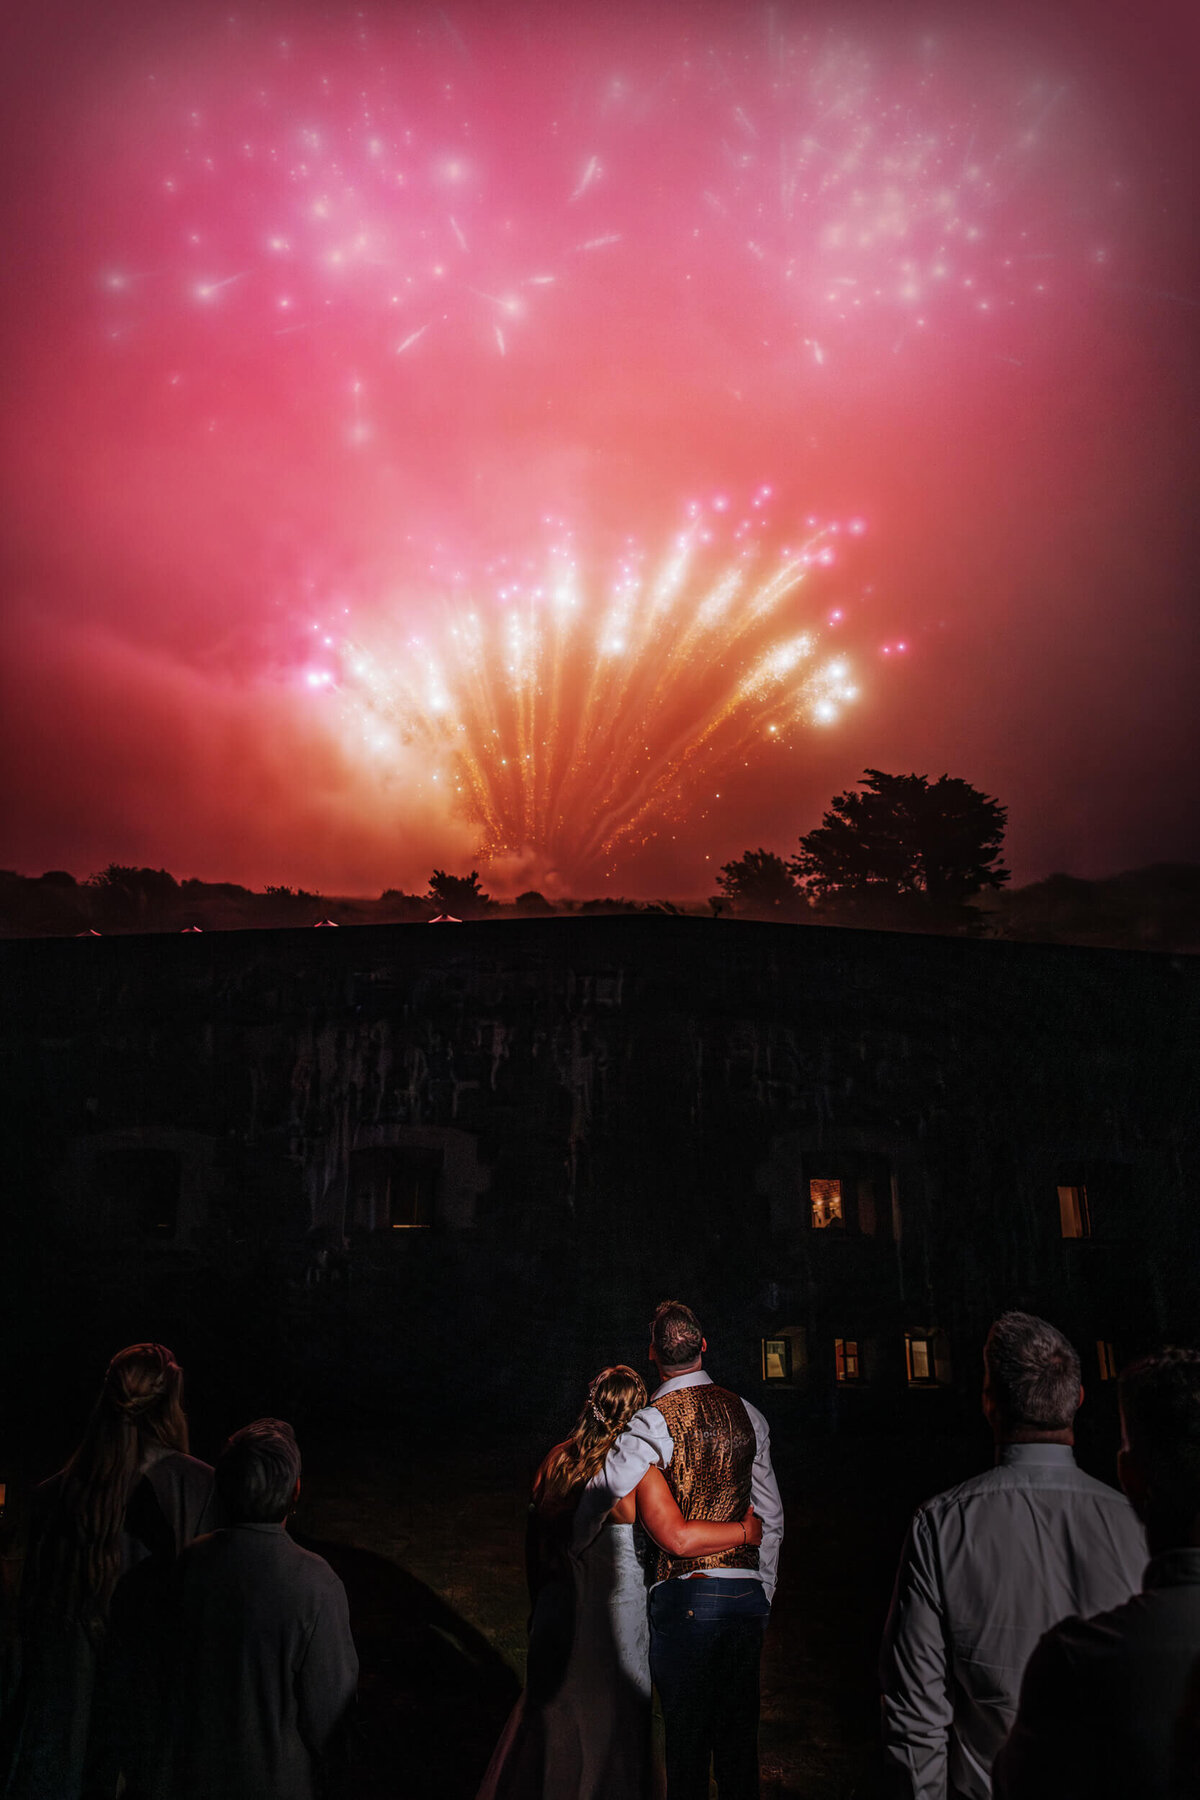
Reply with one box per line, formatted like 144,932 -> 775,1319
476,1520 -> 651,1800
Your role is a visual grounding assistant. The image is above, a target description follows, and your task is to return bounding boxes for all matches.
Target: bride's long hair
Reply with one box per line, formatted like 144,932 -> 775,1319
30,1343 -> 189,1641
536,1365 -> 647,1510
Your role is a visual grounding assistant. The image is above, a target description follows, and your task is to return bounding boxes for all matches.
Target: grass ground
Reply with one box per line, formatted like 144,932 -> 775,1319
294,1424 -> 989,1798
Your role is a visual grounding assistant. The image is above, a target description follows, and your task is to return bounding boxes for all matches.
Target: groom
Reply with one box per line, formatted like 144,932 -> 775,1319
576,1299 -> 784,1800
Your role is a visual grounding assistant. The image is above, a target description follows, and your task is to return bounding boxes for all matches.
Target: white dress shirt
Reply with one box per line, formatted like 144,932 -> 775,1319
879,1442 -> 1147,1800
572,1370 -> 784,1603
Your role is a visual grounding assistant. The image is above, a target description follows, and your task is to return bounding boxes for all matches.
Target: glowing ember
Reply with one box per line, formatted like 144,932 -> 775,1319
307,499 -> 865,874
0,1 -> 1189,895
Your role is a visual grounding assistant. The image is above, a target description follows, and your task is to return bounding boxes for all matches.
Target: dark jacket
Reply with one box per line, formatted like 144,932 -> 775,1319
5,1451 -> 214,1800
993,1546 -> 1200,1800
146,1522 -> 358,1800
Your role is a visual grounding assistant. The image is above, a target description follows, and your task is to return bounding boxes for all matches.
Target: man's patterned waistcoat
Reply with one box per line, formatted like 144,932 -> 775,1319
652,1383 -> 759,1583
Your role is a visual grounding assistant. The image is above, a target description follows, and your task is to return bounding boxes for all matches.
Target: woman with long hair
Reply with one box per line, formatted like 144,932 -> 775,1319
478,1365 -> 762,1800
5,1342 -> 215,1799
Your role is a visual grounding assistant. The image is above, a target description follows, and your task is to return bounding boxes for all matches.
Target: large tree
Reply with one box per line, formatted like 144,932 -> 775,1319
427,869 -> 492,917
715,848 -> 805,917
791,770 -> 1009,907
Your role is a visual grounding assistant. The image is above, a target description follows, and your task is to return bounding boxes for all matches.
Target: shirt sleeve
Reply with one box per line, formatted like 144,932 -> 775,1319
991,1626 -> 1092,1800
296,1572 -> 360,1778
879,1509 -> 954,1800
571,1407 -> 672,1555
745,1403 -> 784,1605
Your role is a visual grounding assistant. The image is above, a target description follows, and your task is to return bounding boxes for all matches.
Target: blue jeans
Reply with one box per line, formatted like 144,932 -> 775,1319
649,1577 -> 770,1800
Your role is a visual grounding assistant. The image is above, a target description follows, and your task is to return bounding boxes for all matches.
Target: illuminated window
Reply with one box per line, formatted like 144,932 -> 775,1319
1058,1185 -> 1091,1239
809,1179 -> 844,1230
905,1328 -> 950,1387
761,1327 -> 808,1387
350,1146 -> 440,1231
1097,1340 -> 1118,1381
835,1338 -> 861,1383
907,1334 -> 932,1382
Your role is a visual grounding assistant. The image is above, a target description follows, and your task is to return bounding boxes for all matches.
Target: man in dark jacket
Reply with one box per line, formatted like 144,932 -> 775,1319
147,1418 -> 357,1800
993,1347 -> 1200,1799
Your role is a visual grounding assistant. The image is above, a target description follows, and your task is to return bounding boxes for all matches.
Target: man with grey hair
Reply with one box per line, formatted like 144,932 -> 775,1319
145,1419 -> 358,1799
994,1347 -> 1200,1798
879,1312 -> 1146,1799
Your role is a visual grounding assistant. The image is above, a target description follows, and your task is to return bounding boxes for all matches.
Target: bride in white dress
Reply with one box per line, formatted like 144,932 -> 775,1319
476,1366 -> 762,1800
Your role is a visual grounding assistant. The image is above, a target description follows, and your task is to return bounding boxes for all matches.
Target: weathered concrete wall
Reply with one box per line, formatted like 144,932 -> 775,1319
3,918 -> 1196,1433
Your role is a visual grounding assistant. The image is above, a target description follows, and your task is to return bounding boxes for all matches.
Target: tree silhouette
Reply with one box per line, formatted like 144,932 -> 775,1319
427,869 -> 491,917
791,770 -> 1009,913
85,865 -> 180,927
715,848 -> 806,918
514,890 -> 556,915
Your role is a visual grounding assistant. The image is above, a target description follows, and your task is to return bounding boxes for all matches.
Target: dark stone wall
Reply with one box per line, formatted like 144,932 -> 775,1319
2,918 -> 1196,1446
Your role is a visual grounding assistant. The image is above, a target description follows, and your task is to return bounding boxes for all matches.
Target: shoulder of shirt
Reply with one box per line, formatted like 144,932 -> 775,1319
151,1450 -> 215,1479
291,1539 -> 350,1590
628,1401 -> 672,1431
234,1527 -> 347,1586
734,1391 -> 771,1436
914,1460 -> 1136,1521
651,1378 -> 764,1415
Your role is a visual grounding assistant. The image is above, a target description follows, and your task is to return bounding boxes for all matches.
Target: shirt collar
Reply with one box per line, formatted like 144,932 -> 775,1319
652,1369 -> 713,1400
1144,1548 -> 1200,1590
996,1442 -> 1078,1468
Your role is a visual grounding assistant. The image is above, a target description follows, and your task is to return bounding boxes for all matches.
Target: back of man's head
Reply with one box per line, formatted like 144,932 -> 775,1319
984,1311 -> 1081,1435
1119,1348 -> 1200,1537
651,1301 -> 704,1372
216,1418 -> 301,1524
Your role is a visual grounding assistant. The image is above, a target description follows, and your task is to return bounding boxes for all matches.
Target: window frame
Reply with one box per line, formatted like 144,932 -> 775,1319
760,1326 -> 808,1389
762,1336 -> 793,1383
904,1326 -> 950,1388
809,1177 -> 845,1231
349,1144 -> 442,1233
1057,1183 -> 1091,1240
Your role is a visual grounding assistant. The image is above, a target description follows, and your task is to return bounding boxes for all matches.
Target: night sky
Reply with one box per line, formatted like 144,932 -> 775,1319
1,0 -> 1197,899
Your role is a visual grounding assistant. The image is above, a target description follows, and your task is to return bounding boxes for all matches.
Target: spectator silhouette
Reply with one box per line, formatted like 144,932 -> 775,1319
994,1346 -> 1200,1799
879,1311 -> 1145,1799
3,1343 -> 213,1800
143,1418 -> 357,1800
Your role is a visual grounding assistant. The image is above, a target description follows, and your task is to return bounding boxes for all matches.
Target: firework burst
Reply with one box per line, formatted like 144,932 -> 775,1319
688,25 -> 1112,361
310,498 -> 866,875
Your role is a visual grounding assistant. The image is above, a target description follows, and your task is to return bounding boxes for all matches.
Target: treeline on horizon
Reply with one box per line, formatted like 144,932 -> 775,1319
1,860 -> 1198,954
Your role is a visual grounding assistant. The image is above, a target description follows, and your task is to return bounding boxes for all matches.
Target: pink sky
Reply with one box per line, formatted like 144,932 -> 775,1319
1,0 -> 1197,896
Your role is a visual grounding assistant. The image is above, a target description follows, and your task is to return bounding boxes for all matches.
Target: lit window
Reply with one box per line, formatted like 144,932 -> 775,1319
905,1328 -> 949,1387
835,1338 -> 861,1382
1097,1340 -> 1118,1381
760,1326 -> 808,1387
810,1178 -> 844,1230
350,1146 -> 440,1230
1058,1185 -> 1091,1239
